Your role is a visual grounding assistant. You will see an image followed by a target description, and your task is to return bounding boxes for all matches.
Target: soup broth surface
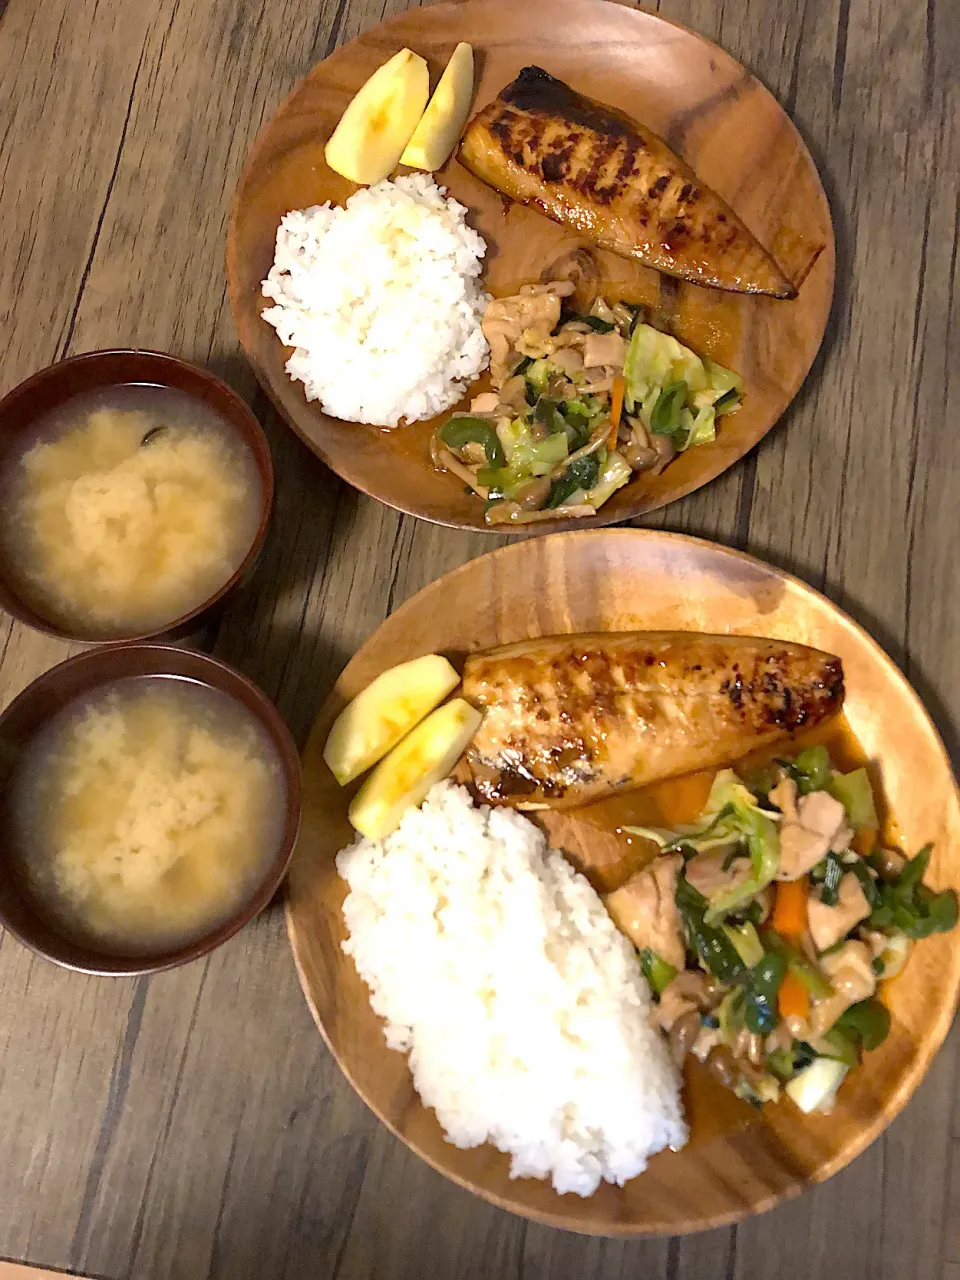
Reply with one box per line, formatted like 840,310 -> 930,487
8,675 -> 286,956
0,384 -> 261,635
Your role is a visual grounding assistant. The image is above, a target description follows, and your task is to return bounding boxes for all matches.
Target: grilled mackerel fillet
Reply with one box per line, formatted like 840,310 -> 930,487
463,631 -> 844,808
458,66 -> 796,299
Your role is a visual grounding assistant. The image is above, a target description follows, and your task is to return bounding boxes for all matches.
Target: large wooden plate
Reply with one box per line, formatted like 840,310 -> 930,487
228,0 -> 834,533
287,530 -> 960,1235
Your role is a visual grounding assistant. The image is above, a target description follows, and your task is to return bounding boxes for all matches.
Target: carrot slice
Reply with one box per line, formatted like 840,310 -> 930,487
772,876 -> 809,940
607,374 -> 625,448
778,968 -> 811,1020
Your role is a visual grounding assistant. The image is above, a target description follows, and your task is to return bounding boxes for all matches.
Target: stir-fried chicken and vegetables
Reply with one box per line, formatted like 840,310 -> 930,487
604,747 -> 958,1114
432,281 -> 743,525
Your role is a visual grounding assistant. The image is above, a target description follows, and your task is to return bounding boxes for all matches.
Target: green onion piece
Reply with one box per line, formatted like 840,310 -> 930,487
762,929 -> 834,998
778,744 -> 832,795
650,381 -> 689,436
638,947 -> 678,997
835,999 -> 891,1051
675,878 -> 747,984
563,310 -> 616,333
745,952 -> 787,1035
818,853 -> 845,907
713,387 -> 741,415
723,921 -> 764,968
766,1046 -> 796,1081
846,860 -> 881,910
895,843 -> 932,892
440,416 -> 505,468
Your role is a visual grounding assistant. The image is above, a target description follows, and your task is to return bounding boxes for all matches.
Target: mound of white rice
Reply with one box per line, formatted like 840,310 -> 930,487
336,781 -> 687,1196
261,175 -> 489,427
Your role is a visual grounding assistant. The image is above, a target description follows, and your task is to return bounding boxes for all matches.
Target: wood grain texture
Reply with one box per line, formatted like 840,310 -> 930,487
227,0 -> 834,533
0,0 -> 956,1274
288,529 -> 960,1235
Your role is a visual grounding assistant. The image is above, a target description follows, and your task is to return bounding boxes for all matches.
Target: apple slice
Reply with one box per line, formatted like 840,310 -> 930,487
325,48 -> 430,185
400,43 -> 475,171
348,698 -> 482,840
323,653 -> 461,786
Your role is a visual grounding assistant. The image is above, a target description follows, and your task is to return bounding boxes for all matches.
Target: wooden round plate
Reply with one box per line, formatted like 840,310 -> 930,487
287,530 -> 960,1235
228,0 -> 834,533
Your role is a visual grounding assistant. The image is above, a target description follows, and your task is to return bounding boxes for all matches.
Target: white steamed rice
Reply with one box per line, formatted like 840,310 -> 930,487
336,781 -> 687,1197
261,174 -> 489,427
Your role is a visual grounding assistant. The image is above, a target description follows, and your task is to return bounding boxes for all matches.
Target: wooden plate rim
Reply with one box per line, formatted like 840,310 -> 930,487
227,0 -> 836,534
285,529 -> 960,1234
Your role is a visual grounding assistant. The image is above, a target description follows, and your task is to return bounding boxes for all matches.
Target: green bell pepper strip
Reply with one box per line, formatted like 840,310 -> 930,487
533,395 -> 568,435
675,878 -> 747,984
745,952 -> 786,1035
639,948 -> 678,997
835,999 -> 891,1051
650,381 -> 689,436
545,453 -> 603,508
440,416 -> 505,468
822,1025 -> 860,1066
778,744 -> 832,795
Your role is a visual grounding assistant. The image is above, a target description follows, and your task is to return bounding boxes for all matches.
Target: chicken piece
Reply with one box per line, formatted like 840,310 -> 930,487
548,346 -> 584,375
802,791 -> 852,848
661,969 -> 719,1010
807,873 -> 871,952
684,850 -> 752,903
482,289 -> 562,384
604,853 -> 685,970
581,330 -> 628,369
652,976 -> 700,1033
459,66 -> 797,298
470,391 -> 501,414
463,631 -> 845,808
776,788 -> 851,880
810,940 -> 877,1035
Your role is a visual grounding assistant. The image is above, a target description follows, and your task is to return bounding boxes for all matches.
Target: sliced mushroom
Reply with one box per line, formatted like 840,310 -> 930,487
470,391 -> 501,414
510,476 -> 552,511
669,1009 -> 702,1065
649,433 -> 678,474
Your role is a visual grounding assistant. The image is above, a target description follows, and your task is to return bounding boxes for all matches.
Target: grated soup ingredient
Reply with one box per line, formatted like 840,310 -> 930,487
9,677 -> 286,955
0,385 -> 261,635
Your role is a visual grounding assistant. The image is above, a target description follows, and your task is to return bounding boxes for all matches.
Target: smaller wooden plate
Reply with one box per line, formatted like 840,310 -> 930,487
227,0 -> 834,533
287,530 -> 960,1235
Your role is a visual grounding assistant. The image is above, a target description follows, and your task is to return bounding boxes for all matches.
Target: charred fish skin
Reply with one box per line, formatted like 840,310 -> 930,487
458,66 -> 796,299
462,631 -> 844,808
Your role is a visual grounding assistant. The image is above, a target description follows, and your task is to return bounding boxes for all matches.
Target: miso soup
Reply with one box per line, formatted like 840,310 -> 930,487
7,676 -> 286,956
0,384 -> 262,635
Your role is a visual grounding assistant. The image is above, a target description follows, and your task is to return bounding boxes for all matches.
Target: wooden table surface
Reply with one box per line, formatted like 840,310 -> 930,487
0,0 -> 957,1276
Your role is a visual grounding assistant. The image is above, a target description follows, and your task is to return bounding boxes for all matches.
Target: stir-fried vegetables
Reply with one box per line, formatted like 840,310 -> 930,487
604,743 -> 958,1115
434,282 -> 744,525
